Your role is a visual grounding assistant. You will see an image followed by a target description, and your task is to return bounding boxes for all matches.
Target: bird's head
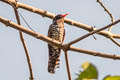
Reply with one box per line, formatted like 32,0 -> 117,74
53,13 -> 68,24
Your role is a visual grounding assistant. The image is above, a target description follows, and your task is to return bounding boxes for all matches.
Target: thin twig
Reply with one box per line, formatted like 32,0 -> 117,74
18,12 -> 35,31
1,0 -> 120,39
5,0 -> 35,31
67,19 -> 120,46
19,32 -> 34,80
7,1 -> 34,79
96,0 -> 115,32
96,0 -> 120,48
1,16 -> 120,60
109,37 -> 120,47
64,51 -> 71,80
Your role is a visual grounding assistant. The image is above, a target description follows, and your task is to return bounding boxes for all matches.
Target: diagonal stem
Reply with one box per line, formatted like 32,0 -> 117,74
19,32 -> 34,80
96,0 -> 115,32
109,37 -> 120,47
67,19 -> 120,46
64,50 -> 71,80
8,1 -> 34,80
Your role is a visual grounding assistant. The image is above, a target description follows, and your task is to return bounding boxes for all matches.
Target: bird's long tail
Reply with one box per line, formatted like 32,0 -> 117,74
48,44 -> 61,74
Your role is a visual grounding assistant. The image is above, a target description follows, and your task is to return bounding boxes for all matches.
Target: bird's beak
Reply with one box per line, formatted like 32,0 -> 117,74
61,13 -> 69,18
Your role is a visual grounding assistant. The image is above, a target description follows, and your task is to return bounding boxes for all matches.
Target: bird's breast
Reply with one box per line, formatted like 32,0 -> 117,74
51,25 -> 64,42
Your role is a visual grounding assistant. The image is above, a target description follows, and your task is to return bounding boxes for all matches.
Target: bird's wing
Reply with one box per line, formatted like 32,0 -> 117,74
48,24 -> 52,38
62,29 -> 65,43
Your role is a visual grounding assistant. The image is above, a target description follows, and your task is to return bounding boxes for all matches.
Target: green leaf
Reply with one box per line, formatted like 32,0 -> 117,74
103,75 -> 120,80
76,62 -> 98,80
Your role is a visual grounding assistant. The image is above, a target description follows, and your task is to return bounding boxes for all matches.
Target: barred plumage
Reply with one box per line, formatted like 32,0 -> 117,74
47,14 -> 68,74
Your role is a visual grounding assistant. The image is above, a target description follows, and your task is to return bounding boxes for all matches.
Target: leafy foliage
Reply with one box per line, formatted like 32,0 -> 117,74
103,75 -> 120,80
76,62 -> 98,80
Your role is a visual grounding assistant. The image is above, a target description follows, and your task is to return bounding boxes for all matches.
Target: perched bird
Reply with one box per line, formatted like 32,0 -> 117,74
48,13 -> 68,74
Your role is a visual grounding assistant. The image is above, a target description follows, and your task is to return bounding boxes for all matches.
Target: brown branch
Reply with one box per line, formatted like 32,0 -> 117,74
96,0 -> 115,32
109,37 -> 120,47
1,16 -> 120,60
96,0 -> 114,22
19,32 -> 34,80
96,0 -> 120,48
64,50 -> 71,80
67,19 -> 120,46
7,1 -> 34,79
0,0 -> 120,39
0,16 -> 63,49
69,46 -> 120,60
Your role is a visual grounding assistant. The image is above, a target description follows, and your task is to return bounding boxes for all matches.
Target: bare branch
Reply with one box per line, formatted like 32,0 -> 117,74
96,0 -> 120,48
96,0 -> 114,22
0,16 -> 120,60
19,32 -> 34,80
96,0 -> 115,32
0,0 -> 120,39
109,37 -> 120,47
6,1 -> 34,79
64,51 -> 71,80
67,19 -> 120,45
69,46 -> 120,60
0,16 -> 63,49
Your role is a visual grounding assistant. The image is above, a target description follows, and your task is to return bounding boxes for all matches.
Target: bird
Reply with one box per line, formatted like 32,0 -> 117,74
47,13 -> 68,74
